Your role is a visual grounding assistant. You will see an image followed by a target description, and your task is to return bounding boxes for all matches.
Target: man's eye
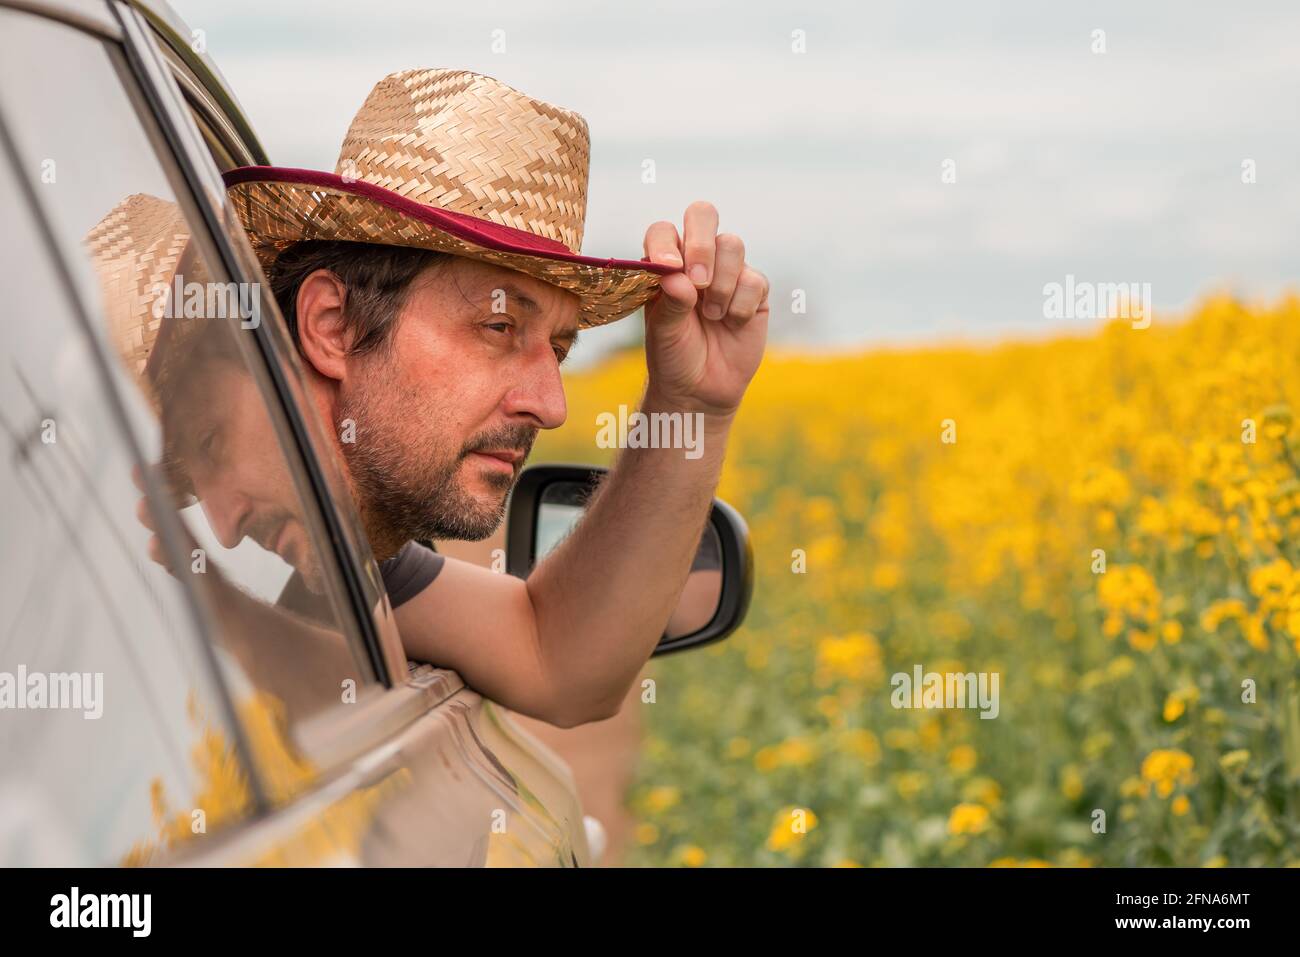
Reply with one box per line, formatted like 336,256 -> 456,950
553,346 -> 569,363
484,320 -> 513,334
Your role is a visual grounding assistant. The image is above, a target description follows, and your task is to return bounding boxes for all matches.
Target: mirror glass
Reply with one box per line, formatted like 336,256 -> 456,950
535,480 -> 724,642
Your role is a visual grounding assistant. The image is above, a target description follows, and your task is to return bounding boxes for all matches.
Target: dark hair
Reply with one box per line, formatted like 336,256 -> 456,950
267,240 -> 454,356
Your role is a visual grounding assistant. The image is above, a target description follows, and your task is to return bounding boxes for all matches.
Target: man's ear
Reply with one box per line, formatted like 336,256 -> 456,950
295,269 -> 351,382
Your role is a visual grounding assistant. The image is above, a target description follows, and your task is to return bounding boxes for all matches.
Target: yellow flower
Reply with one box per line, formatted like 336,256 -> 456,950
643,786 -> 681,814
1140,748 -> 1195,798
1201,598 -> 1247,632
815,632 -> 883,685
1162,686 -> 1199,722
1162,694 -> 1186,723
1127,628 -> 1158,652
1171,795 -> 1191,816
947,744 -> 978,775
1243,615 -> 1270,651
947,803 -> 991,836
677,844 -> 707,867
1097,565 -> 1163,628
765,806 -> 818,853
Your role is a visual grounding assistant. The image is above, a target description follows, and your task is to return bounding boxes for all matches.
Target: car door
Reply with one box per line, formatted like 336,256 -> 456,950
0,0 -> 589,866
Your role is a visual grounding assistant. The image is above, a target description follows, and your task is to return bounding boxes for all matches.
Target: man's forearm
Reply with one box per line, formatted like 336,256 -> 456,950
524,386 -> 734,722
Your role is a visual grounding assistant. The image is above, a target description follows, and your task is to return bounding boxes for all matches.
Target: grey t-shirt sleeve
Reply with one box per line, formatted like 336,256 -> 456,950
380,540 -> 446,609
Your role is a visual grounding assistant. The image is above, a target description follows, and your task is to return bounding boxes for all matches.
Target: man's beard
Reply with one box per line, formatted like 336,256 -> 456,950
337,379 -> 536,549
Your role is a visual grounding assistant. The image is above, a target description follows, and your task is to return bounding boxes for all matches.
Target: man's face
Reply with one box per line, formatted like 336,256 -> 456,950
337,258 -> 580,546
168,357 -> 323,590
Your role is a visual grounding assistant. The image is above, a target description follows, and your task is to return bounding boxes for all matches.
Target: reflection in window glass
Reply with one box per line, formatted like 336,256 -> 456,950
0,163 -> 237,866
0,10 -> 379,862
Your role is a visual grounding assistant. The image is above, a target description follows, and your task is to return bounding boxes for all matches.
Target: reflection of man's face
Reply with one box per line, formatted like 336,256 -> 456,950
167,357 -> 322,592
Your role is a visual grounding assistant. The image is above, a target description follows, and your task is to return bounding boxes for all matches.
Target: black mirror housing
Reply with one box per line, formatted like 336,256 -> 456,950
505,464 -> 754,656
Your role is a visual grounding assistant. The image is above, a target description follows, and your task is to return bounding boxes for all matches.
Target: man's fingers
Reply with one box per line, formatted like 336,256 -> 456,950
147,533 -> 168,568
136,494 -> 157,532
643,220 -> 683,267
702,233 -> 745,321
682,201 -> 719,288
725,266 -> 769,324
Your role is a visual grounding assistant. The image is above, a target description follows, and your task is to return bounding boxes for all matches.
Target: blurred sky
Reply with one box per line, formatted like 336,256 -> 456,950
175,0 -> 1300,363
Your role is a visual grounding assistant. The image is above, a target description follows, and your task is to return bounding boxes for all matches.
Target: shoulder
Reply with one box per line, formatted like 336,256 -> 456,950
380,540 -> 446,609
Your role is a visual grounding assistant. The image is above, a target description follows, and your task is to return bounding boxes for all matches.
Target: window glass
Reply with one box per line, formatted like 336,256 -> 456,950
0,9 -> 381,856
0,138 -> 245,866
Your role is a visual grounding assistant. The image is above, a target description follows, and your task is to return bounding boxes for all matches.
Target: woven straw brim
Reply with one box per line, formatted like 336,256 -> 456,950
226,170 -> 677,328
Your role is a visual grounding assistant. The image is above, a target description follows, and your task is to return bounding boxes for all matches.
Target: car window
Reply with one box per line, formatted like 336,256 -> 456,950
0,9 -> 382,841
0,118 -> 252,866
159,28 -> 415,684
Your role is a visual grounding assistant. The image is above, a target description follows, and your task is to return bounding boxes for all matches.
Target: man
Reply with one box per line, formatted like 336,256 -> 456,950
219,68 -> 768,728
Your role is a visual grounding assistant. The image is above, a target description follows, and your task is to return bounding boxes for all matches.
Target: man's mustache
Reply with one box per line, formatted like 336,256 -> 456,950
245,510 -> 295,553
460,424 -> 537,463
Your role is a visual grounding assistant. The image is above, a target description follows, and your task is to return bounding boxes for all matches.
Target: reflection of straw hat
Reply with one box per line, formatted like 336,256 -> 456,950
84,193 -> 208,503
84,193 -> 191,398
224,68 -> 679,328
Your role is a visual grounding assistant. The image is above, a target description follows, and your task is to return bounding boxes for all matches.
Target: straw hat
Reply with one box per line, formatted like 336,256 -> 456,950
224,68 -> 678,327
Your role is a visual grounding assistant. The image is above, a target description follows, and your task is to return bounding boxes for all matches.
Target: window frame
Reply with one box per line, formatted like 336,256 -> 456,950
114,2 -> 471,761
111,1 -> 405,686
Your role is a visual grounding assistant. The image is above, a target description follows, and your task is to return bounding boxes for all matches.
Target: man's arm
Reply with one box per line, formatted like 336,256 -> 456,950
396,201 -> 768,727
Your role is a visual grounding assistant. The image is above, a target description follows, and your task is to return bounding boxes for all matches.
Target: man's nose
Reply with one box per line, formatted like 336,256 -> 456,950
198,485 -> 250,550
501,346 -> 567,429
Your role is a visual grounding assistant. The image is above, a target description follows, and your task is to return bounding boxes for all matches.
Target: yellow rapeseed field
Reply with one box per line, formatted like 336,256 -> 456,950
535,294 -> 1300,867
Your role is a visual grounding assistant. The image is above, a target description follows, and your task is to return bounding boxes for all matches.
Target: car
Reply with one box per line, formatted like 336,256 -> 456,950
0,0 -> 753,867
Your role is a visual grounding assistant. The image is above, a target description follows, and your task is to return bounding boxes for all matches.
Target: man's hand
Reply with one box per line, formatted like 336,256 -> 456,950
132,463 -> 189,575
642,202 -> 769,418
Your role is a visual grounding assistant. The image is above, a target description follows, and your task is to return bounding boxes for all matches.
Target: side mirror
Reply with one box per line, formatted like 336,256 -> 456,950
506,465 -> 754,656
